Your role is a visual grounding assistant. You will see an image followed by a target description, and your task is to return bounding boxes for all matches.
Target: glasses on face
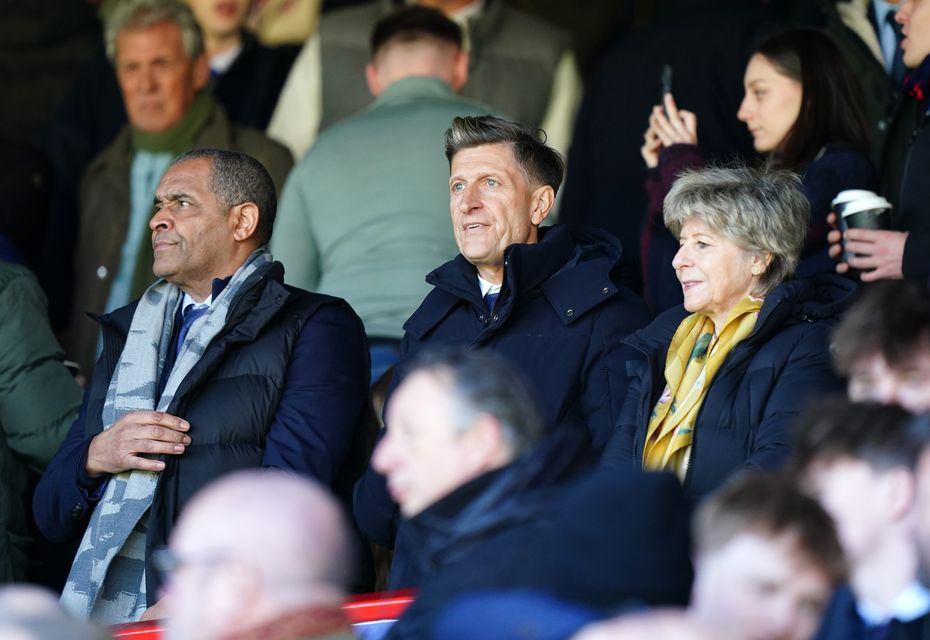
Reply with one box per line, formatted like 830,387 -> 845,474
151,547 -> 228,583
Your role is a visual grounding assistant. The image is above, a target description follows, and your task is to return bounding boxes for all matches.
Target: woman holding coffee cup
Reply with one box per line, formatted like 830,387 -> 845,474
640,28 -> 875,313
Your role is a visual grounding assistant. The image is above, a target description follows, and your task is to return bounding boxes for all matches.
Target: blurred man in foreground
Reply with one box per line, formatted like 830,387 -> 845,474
162,470 -> 354,640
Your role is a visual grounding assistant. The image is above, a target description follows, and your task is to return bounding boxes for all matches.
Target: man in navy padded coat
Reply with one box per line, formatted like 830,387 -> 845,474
33,149 -> 369,624
354,115 -> 650,551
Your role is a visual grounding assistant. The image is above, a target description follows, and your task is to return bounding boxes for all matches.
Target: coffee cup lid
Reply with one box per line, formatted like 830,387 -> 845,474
832,189 -> 879,207
840,196 -> 892,217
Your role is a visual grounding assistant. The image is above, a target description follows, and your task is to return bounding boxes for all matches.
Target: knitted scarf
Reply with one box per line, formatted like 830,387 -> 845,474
60,249 -> 272,624
130,90 -> 214,154
643,296 -> 763,480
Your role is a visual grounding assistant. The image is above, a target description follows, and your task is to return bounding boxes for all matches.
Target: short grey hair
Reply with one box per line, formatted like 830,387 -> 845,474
406,348 -> 544,459
663,165 -> 809,295
104,0 -> 204,62
169,149 -> 278,245
444,116 -> 565,195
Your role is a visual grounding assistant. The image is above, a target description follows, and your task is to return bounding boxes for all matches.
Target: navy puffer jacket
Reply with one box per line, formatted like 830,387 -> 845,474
603,274 -> 856,503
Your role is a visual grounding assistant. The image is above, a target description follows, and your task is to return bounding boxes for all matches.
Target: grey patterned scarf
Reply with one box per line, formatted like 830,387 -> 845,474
60,249 -> 272,624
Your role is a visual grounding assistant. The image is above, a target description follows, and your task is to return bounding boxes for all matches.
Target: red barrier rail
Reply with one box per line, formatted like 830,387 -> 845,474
109,590 -> 416,638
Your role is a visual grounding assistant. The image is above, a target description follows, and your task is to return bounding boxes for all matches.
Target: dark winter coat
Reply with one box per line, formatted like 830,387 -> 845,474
385,463 -> 693,640
354,225 -> 651,547
603,274 -> 855,503
34,261 -> 370,603
882,95 -> 930,279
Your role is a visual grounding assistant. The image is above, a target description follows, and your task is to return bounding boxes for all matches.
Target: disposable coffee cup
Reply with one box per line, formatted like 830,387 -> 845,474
833,193 -> 893,272
838,196 -> 892,232
832,189 -> 880,219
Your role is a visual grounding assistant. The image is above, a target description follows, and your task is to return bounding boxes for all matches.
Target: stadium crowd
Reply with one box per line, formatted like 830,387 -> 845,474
3,0 -> 930,638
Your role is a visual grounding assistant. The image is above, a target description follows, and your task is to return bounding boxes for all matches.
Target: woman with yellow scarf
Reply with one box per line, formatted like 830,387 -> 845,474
604,166 -> 856,502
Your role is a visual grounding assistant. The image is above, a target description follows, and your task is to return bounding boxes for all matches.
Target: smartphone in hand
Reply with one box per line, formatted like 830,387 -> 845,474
660,64 -> 673,116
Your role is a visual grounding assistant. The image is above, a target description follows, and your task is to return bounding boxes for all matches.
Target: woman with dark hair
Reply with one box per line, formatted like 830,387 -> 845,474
640,28 -> 876,313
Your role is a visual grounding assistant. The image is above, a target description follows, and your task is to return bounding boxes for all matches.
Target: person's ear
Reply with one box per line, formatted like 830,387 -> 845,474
450,50 -> 469,92
365,63 -> 382,97
230,202 -> 260,242
192,53 -> 210,92
464,414 -> 510,470
750,252 -> 773,277
530,185 -> 555,226
884,467 -> 917,521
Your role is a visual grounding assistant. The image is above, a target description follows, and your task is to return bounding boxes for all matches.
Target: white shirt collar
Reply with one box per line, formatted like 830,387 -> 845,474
857,581 -> 930,626
180,292 -> 213,313
477,274 -> 501,298
210,43 -> 243,75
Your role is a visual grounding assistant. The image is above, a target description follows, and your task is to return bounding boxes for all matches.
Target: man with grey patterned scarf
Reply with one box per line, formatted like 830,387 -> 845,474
33,149 -> 370,625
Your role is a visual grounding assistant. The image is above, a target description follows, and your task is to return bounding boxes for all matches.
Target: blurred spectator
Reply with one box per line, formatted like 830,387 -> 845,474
792,400 -> 930,639
0,585 -> 109,640
354,115 -> 650,549
835,0 -> 906,86
641,28 -> 874,312
0,151 -> 83,582
247,0 -> 323,46
40,0 -> 298,331
604,166 -> 851,503
183,0 -> 300,129
831,280 -> 930,412
372,349 -> 576,587
375,349 -> 691,639
161,470 -> 354,640
688,473 -> 844,640
267,0 -> 582,161
573,473 -> 844,640
907,415 -> 930,589
34,150 -> 368,625
271,6 -> 493,384
830,0 -> 902,164
830,0 -> 930,282
61,0 -> 293,375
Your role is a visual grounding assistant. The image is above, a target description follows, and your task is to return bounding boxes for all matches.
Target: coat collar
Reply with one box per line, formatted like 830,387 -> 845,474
624,274 -> 857,356
95,261 -> 289,378
402,427 -> 587,570
406,225 -> 625,338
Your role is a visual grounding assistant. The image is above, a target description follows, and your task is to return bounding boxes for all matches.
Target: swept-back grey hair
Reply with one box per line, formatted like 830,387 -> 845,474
444,115 -> 565,195
663,165 -> 809,295
104,0 -> 204,62
403,348 -> 544,459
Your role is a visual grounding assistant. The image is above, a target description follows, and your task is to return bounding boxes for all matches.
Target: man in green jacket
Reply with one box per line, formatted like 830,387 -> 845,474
0,260 -> 82,582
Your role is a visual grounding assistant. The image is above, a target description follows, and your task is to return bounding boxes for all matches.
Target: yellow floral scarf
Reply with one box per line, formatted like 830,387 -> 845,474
643,295 -> 764,480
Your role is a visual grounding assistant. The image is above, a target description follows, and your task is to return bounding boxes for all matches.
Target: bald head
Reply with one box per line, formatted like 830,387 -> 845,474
165,471 -> 351,639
